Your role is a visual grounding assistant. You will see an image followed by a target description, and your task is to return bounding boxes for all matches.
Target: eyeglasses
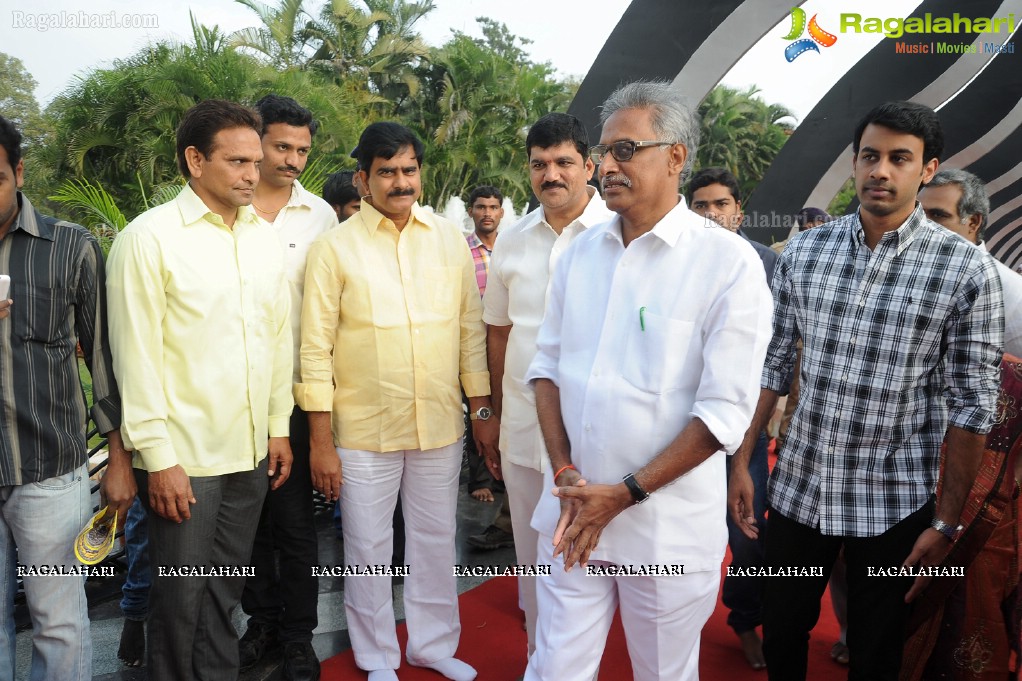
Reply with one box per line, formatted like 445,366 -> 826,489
589,140 -> 675,163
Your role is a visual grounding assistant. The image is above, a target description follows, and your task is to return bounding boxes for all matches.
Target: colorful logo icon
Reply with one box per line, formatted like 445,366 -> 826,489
783,6 -> 838,62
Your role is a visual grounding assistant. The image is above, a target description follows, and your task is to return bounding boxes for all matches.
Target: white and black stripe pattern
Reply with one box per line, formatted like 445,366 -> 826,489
762,206 -> 1003,537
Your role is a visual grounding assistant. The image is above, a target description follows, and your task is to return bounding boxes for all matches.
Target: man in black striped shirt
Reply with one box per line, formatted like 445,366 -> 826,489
0,114 -> 134,680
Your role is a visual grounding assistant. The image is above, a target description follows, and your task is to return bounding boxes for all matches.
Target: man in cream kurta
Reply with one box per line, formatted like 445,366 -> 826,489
297,122 -> 497,681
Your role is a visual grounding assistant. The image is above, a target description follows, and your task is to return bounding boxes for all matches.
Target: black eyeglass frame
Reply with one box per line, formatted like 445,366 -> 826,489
589,140 -> 676,163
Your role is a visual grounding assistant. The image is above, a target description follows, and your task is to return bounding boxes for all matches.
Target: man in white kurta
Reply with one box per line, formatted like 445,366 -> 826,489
480,113 -> 613,658
523,82 -> 772,681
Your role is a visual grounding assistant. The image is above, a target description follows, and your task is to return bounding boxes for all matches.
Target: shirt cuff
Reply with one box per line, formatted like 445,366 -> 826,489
90,397 -> 120,439
139,442 -> 178,474
482,310 -> 512,326
294,382 -> 334,412
948,406 -> 994,435
461,371 -> 490,398
761,365 -> 792,395
268,413 -> 290,438
691,401 -> 745,455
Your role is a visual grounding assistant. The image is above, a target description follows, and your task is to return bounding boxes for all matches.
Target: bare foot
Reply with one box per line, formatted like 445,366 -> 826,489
738,629 -> 766,670
470,488 -> 494,502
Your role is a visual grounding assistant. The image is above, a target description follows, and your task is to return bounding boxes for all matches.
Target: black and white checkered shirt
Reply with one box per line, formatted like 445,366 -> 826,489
763,206 -> 1003,537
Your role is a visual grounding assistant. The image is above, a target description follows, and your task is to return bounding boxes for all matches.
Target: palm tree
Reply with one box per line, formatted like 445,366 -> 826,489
230,0 -> 317,70
696,85 -> 794,198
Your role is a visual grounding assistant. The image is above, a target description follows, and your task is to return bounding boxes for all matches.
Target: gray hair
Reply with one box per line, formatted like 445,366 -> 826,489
928,168 -> 990,240
599,81 -> 701,185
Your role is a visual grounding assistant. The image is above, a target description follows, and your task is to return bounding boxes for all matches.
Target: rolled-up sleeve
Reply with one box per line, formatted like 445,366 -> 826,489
106,229 -> 177,472
945,255 -> 1003,434
295,236 -> 340,412
691,252 -> 774,454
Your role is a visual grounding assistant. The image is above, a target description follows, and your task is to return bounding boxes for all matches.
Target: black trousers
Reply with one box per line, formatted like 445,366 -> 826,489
241,406 -> 319,642
762,501 -> 933,681
137,460 -> 268,681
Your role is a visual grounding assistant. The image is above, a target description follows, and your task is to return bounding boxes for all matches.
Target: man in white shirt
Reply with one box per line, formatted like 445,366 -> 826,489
919,167 -> 1022,357
523,82 -> 772,680
475,113 -> 612,659
239,94 -> 338,681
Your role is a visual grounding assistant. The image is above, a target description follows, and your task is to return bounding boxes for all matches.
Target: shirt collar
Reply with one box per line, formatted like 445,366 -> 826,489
853,203 -> 927,255
356,198 -> 433,236
176,183 -> 259,229
283,179 -> 316,210
532,185 -> 606,233
603,196 -> 694,248
466,231 -> 492,251
9,192 -> 54,241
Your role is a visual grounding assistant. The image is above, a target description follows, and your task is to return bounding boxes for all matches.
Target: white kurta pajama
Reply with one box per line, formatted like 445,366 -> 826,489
523,197 -> 773,681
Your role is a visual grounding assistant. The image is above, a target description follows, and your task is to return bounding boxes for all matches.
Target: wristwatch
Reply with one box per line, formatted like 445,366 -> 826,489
469,406 -> 492,421
930,518 -> 963,541
622,472 -> 650,504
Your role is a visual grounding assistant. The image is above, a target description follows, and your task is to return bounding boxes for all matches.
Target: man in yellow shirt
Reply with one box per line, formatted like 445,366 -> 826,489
299,122 -> 497,681
106,99 -> 294,681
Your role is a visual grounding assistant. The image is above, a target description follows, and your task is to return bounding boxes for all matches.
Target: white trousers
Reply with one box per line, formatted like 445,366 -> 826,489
525,535 -> 719,681
338,442 -> 462,671
500,459 -> 544,655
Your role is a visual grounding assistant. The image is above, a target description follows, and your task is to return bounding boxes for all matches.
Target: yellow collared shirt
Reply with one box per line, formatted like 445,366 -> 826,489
106,183 -> 294,475
296,200 -> 489,452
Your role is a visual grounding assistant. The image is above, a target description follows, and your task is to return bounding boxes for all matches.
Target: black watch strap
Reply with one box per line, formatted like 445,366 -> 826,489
622,472 -> 650,504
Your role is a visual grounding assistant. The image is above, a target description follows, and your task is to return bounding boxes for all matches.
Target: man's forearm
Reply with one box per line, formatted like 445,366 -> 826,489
938,426 -> 986,525
308,411 -> 333,448
486,324 -> 510,418
534,378 -> 571,471
633,418 -> 722,494
732,388 -> 781,469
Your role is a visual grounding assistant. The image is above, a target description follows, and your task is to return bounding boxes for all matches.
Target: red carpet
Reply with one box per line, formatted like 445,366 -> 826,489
321,568 -> 847,680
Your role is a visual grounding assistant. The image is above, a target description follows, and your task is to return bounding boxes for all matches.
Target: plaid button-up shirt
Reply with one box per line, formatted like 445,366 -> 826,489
466,231 -> 493,297
762,206 -> 1003,537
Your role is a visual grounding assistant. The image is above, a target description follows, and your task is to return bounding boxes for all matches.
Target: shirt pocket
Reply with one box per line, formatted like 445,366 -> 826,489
18,284 -> 73,345
621,311 -> 695,394
422,266 -> 461,315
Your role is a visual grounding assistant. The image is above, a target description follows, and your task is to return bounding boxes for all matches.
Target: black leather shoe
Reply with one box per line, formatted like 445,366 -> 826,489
467,524 -> 515,550
239,622 -> 279,671
282,641 -> 321,681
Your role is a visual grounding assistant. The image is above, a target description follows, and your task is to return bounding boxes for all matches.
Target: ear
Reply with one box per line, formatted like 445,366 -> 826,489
668,143 -> 687,176
921,158 -> 938,185
184,146 -> 205,179
355,169 -> 370,196
14,159 -> 24,189
583,156 -> 595,181
735,199 -> 744,224
965,212 -> 983,239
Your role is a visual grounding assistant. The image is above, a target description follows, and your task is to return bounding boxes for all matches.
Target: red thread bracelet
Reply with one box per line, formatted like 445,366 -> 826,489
553,464 -> 576,481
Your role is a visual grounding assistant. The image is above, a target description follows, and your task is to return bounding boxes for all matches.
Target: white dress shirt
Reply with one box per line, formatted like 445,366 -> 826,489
264,180 -> 339,385
482,187 -> 613,470
525,197 -> 773,570
979,241 -> 1022,358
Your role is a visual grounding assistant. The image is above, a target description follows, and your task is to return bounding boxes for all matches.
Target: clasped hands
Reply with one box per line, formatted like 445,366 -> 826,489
551,468 -> 634,571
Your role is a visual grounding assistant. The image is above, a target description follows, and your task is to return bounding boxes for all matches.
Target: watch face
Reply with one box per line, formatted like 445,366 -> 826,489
476,407 -> 492,420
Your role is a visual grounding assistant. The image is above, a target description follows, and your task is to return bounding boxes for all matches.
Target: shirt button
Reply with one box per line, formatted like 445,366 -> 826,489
585,424 -> 592,432
593,370 -> 600,377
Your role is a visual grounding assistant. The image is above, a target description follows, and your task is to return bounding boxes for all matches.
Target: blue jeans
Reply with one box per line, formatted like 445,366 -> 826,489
0,465 -> 92,681
120,496 -> 150,621
723,431 -> 769,633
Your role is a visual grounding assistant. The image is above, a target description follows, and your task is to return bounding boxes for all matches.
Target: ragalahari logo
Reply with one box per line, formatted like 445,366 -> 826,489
783,6 -> 838,62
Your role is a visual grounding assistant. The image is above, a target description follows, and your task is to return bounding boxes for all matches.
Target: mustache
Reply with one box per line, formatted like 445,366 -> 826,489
601,174 -> 632,189
541,181 -> 568,191
277,165 -> 301,175
864,181 -> 894,193
387,187 -> 416,197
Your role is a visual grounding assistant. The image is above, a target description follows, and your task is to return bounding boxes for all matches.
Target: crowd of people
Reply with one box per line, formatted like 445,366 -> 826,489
0,79 -> 1019,681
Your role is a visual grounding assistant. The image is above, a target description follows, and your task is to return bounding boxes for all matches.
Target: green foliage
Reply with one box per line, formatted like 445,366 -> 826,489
695,85 -> 794,199
49,178 -> 127,253
24,3 -> 577,217
828,178 -> 856,216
